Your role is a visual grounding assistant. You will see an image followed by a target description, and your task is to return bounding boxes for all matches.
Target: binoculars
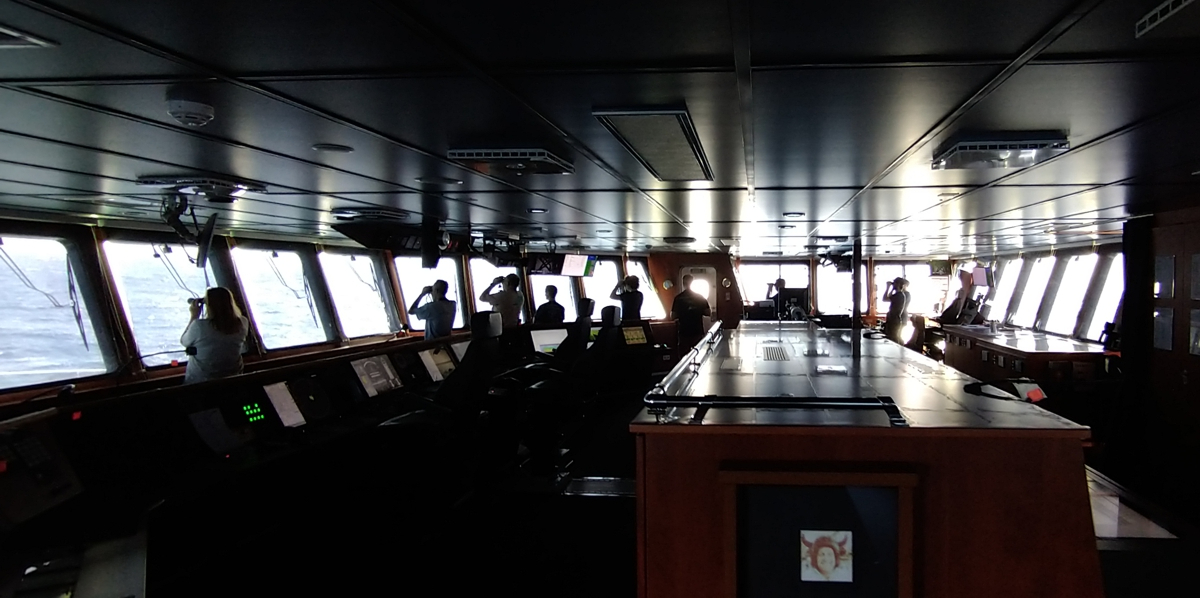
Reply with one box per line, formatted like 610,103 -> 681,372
187,297 -> 205,306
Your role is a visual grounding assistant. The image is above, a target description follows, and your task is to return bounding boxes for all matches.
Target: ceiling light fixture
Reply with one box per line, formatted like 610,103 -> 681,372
527,208 -> 547,214
597,229 -> 612,234
783,212 -> 805,218
312,143 -> 354,153
663,236 -> 697,244
415,176 -> 463,185
778,225 -> 795,229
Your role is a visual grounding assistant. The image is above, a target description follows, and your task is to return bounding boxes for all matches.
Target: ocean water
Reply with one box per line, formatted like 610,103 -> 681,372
0,238 -> 392,391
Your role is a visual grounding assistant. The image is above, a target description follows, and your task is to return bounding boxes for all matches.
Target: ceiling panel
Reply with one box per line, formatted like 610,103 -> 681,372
1045,0 -> 1200,56
749,0 -> 1078,62
753,66 -> 997,188
880,60 -> 1200,188
0,2 -> 191,80
47,0 -> 450,73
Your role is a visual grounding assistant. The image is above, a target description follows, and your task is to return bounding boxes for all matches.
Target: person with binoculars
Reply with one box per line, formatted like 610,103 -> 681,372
408,279 -> 457,339
180,287 -> 248,384
479,273 -> 524,327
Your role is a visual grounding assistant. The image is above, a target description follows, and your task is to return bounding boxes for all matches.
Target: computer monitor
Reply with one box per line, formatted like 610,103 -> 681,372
622,326 -> 648,345
562,254 -> 598,277
450,341 -> 471,362
284,374 -> 334,422
972,265 -> 995,287
777,287 -> 811,316
531,328 -> 570,353
263,382 -> 307,428
350,355 -> 404,398
586,326 -> 603,349
418,347 -> 456,381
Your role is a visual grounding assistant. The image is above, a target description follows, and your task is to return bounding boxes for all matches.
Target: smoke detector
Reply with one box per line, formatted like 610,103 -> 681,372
165,86 -> 214,127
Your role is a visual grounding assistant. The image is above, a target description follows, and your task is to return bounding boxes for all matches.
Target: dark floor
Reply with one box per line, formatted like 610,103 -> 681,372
144,393 -> 645,597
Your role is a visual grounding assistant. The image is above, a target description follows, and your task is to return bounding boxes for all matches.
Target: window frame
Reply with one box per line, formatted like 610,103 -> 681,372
393,253 -> 468,334
317,245 -> 403,339
0,221 -> 123,391
230,238 -> 340,350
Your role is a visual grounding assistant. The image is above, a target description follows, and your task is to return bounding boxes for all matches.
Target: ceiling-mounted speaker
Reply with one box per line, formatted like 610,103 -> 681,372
195,214 -> 219,271
420,218 -> 444,269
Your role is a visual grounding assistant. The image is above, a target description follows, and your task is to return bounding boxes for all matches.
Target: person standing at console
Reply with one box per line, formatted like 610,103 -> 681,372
767,277 -> 787,318
180,287 -> 249,385
409,279 -> 457,339
883,276 -> 910,343
480,273 -> 524,327
610,275 -> 644,321
534,284 -> 566,324
671,274 -> 711,348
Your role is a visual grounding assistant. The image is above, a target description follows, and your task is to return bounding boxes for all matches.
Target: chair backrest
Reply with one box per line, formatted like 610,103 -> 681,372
437,312 -> 502,411
599,305 -> 622,327
471,311 -> 503,340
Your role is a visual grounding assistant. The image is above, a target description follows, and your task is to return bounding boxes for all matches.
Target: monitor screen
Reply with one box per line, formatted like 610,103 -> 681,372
419,347 -> 457,381
586,326 -> 602,349
263,382 -> 307,427
531,328 -> 570,353
285,375 -> 334,422
350,355 -> 404,398
450,341 -> 471,362
972,266 -> 994,287
622,326 -> 648,345
562,254 -> 598,277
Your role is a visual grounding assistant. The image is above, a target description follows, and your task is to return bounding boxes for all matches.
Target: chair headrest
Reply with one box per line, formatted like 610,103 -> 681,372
600,305 -> 621,327
577,298 -> 595,318
471,311 -> 503,339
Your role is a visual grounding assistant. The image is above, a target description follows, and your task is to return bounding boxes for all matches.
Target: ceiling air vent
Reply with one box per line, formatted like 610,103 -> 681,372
331,207 -> 410,221
932,131 -> 1069,170
447,148 -> 573,175
137,175 -> 266,203
594,106 -> 714,181
0,24 -> 57,48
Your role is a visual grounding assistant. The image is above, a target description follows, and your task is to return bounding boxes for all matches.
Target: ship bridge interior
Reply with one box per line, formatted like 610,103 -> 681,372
2,1 -> 1200,596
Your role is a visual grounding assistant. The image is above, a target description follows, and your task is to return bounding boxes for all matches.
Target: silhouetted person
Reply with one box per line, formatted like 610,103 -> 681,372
480,273 -> 523,327
409,279 -> 457,339
883,277 -> 910,343
767,277 -> 787,318
610,275 -> 644,321
671,274 -> 711,348
534,284 -> 566,324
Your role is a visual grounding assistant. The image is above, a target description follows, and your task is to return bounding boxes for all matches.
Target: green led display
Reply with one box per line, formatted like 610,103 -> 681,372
242,403 -> 265,423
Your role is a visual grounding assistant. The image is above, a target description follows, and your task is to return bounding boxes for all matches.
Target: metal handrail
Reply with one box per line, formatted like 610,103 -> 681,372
647,321 -> 724,404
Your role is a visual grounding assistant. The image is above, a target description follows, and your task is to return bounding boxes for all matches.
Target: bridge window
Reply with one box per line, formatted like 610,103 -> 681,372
1011,256 -> 1056,328
232,247 -> 329,349
529,274 -> 577,320
988,259 -> 1023,323
874,264 -> 935,314
1085,255 -> 1124,341
816,263 -> 867,315
103,240 -> 217,367
394,256 -> 464,332
1045,254 -> 1099,336
318,251 -> 397,338
736,262 -> 810,305
626,260 -> 666,319
580,259 -> 622,320
0,236 -> 108,389
469,258 -> 524,323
